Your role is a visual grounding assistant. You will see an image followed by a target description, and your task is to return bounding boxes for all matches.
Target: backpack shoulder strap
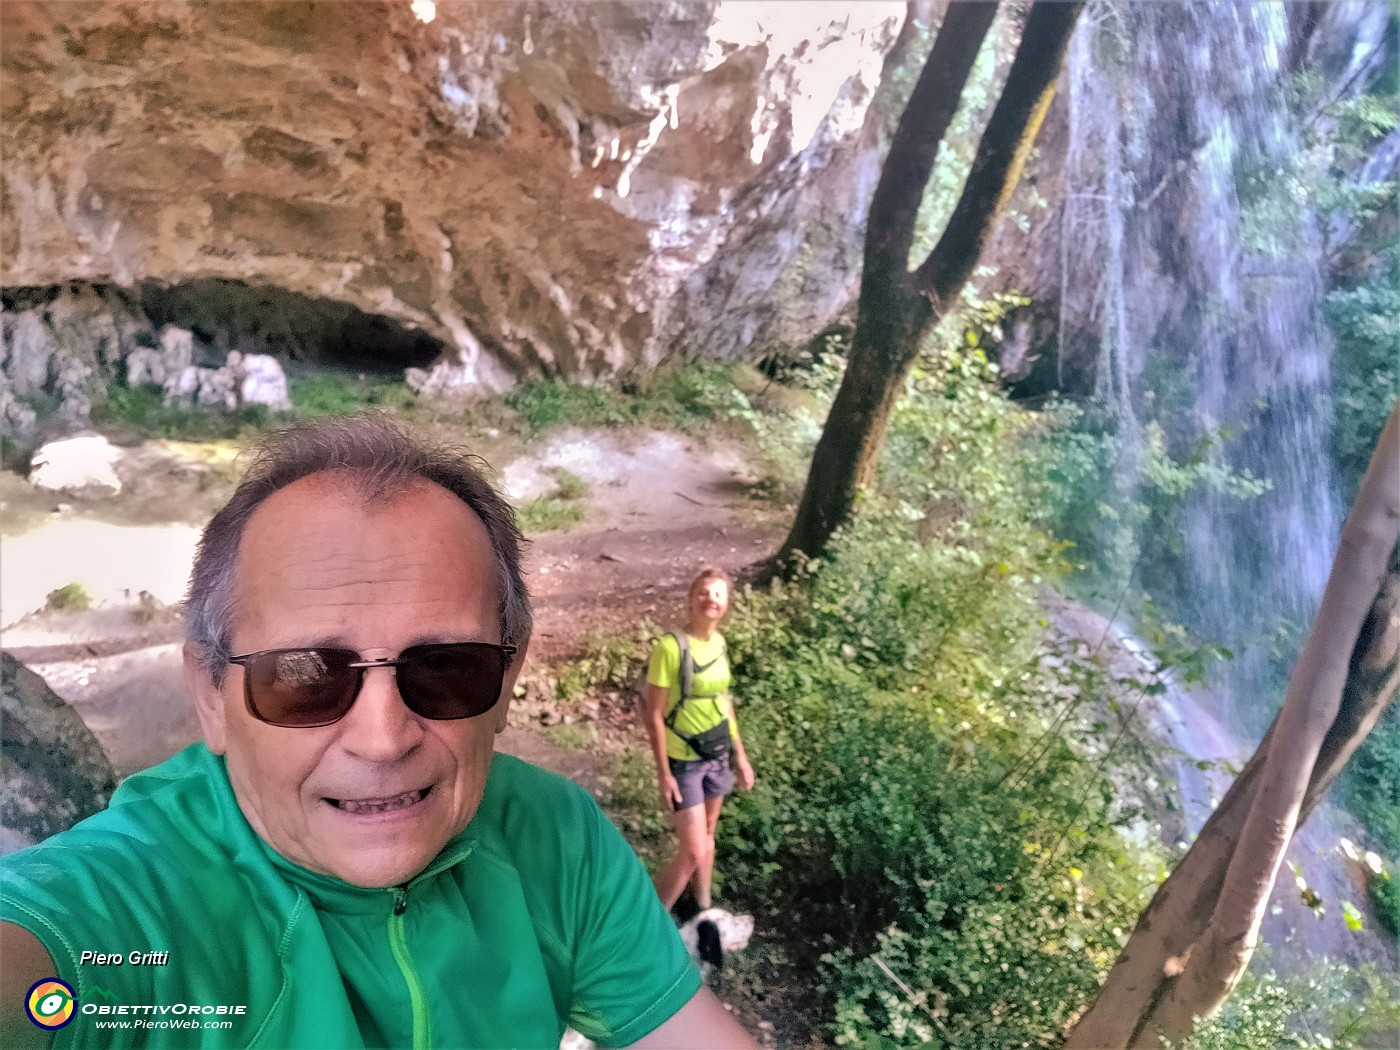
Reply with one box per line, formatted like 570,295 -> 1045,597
665,631 -> 694,730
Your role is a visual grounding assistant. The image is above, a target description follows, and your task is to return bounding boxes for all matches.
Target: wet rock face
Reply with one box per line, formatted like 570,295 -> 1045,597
0,652 -> 118,853
1,1 -> 903,392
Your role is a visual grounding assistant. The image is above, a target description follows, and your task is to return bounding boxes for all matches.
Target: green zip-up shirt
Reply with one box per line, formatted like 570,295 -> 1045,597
1,745 -> 700,1048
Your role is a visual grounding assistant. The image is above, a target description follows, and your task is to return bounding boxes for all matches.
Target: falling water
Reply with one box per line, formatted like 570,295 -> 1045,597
1055,0 -> 1397,969
1064,1 -> 1347,727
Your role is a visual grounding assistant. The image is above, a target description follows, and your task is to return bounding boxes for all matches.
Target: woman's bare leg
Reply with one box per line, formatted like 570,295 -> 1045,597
685,795 -> 726,908
654,803 -> 712,909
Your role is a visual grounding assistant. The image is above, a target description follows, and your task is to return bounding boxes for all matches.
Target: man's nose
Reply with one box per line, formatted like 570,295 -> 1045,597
335,665 -> 425,761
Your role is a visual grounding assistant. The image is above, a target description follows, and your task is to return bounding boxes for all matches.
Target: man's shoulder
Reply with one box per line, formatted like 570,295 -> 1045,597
474,754 -> 621,875
1,750 -> 240,907
479,753 -> 599,827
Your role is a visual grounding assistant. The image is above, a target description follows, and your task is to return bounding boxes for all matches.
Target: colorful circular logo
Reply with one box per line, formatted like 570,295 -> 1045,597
25,978 -> 76,1030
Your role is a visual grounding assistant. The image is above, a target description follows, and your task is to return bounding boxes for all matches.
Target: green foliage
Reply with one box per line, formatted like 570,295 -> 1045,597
286,370 -> 417,417
93,384 -> 274,441
1369,864 -> 1400,941
1242,77 -> 1398,260
516,496 -> 584,533
1345,700 -> 1400,859
553,624 -> 655,702
507,364 -> 738,435
507,380 -> 633,431
550,468 -> 588,501
517,468 -> 589,534
714,351 -> 1163,1047
603,747 -> 671,865
1326,248 -> 1400,506
44,582 -> 92,612
546,722 -> 598,751
1018,394 -> 1270,615
1175,961 -> 1400,1050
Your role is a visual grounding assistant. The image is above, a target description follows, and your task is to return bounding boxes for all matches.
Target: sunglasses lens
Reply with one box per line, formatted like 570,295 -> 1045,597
397,643 -> 506,720
245,648 -> 360,728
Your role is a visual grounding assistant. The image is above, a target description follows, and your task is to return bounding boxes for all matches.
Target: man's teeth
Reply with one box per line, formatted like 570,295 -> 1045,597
334,789 -> 427,814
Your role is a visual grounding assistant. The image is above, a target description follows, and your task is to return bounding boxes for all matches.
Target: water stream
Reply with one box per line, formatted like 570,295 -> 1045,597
1059,0 -> 1393,967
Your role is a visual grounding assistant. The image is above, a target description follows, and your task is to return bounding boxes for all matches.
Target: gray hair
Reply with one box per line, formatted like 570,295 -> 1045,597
185,412 -> 532,687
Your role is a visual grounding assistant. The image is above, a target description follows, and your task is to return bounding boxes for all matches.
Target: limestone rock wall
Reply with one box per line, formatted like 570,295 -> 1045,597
2,0 -> 904,401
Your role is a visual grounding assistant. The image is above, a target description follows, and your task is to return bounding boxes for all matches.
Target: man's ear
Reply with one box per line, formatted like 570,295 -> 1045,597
493,643 -> 528,734
184,643 -> 228,755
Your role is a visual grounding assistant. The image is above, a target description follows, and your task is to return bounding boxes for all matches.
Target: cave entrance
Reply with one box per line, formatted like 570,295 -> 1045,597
136,279 -> 446,373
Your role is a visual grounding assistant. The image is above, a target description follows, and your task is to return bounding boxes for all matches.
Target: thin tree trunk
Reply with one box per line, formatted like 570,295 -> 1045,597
762,1 -> 1083,577
1066,399 -> 1400,1049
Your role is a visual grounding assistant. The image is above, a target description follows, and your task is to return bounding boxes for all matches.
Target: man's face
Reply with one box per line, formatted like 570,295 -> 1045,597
186,474 -> 523,888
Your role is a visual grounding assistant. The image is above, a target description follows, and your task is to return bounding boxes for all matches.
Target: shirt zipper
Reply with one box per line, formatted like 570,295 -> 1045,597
388,885 -> 432,1050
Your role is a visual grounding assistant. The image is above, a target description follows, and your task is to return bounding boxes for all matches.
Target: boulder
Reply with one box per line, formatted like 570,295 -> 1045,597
127,324 -> 196,389
235,351 -> 292,411
28,433 -> 124,497
0,652 -> 118,853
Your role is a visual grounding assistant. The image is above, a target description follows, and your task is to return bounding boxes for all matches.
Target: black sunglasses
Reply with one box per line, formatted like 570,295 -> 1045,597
227,642 -> 518,728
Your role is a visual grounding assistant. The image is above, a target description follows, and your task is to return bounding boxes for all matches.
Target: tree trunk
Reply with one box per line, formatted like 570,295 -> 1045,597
762,1 -> 1083,577
1066,398 -> 1400,1049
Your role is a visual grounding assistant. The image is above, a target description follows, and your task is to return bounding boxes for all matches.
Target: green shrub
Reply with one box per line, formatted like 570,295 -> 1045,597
516,468 -> 590,534
287,370 -> 417,417
507,364 -> 743,435
551,468 -> 588,501
553,624 -> 655,702
711,349 -> 1163,1047
507,380 -> 633,432
1369,866 -> 1400,941
547,722 -> 598,751
93,384 -> 274,441
1341,698 -> 1400,931
1327,248 -> 1400,506
516,496 -> 584,533
45,582 -> 92,612
1176,961 -> 1400,1049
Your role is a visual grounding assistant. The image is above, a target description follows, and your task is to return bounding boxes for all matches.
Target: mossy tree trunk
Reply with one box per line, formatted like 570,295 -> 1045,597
1066,399 -> 1400,1049
759,0 -> 1084,575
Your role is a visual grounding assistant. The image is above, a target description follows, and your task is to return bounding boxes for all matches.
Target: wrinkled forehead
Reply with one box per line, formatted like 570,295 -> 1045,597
230,472 -> 500,618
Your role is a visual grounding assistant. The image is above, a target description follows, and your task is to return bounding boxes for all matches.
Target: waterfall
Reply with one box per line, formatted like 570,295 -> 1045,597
1063,1 -> 1351,728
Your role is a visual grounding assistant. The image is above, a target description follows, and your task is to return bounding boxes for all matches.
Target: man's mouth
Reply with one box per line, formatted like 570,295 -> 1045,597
327,787 -> 431,815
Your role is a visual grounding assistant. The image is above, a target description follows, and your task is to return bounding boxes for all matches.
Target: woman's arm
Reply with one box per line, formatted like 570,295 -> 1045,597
645,682 -> 682,810
726,695 -> 755,791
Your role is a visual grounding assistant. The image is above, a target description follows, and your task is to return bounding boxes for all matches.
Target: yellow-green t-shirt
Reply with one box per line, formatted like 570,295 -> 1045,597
647,632 -> 731,761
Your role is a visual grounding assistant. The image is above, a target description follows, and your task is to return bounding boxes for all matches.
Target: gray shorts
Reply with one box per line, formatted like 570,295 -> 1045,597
669,756 -> 734,811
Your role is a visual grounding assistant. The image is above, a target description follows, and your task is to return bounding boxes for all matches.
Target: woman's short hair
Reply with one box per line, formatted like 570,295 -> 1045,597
185,412 -> 532,686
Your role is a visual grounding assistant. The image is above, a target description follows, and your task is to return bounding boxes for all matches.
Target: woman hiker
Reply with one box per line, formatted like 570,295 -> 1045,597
644,567 -> 755,914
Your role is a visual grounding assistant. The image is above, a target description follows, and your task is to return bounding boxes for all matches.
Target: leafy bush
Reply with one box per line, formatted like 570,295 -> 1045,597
287,370 -> 417,417
1369,865 -> 1400,941
45,582 -> 92,612
506,380 -> 633,431
508,364 -> 740,434
553,624 -> 655,702
713,351 -> 1162,1047
516,468 -> 590,534
516,497 -> 584,533
1327,248 -> 1400,507
1176,961 -> 1400,1050
93,384 -> 274,441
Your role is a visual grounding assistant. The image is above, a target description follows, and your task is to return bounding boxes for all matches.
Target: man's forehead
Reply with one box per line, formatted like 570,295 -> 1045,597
234,472 -> 496,578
